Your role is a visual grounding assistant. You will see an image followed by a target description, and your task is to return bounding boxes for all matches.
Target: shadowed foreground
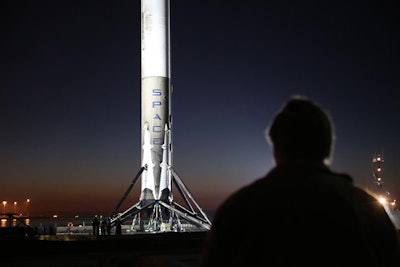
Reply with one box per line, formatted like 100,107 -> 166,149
3,229 -> 400,266
2,231 -> 207,267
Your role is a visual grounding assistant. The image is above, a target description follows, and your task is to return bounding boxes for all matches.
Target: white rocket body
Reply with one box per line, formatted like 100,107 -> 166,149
111,0 -> 211,231
140,0 -> 172,204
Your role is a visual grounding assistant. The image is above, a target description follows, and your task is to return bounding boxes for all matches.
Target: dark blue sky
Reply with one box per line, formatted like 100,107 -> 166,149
1,0 -> 399,216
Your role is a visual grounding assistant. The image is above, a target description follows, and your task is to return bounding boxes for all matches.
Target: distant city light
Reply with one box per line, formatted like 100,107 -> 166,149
2,201 -> 6,214
26,198 -> 30,217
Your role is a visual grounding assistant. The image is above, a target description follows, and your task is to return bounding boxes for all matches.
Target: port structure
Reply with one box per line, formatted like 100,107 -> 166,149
371,152 -> 395,206
372,152 -> 385,194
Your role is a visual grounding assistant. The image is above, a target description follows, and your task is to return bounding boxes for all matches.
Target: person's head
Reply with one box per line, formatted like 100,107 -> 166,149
266,95 -> 335,165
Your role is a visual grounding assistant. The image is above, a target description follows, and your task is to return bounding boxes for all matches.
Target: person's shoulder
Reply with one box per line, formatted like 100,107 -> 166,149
221,180 -> 258,205
212,177 -> 268,216
327,170 -> 353,183
307,165 -> 355,189
351,185 -> 382,204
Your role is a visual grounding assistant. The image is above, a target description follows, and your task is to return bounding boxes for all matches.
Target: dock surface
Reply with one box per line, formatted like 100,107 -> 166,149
3,231 -> 207,267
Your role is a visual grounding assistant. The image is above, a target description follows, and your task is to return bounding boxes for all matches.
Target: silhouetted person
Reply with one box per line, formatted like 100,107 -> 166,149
92,214 -> 100,235
106,217 -> 112,235
199,95 -> 399,267
100,215 -> 106,235
115,217 -> 122,235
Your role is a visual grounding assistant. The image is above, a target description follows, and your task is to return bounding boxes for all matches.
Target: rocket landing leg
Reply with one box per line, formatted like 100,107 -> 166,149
110,166 -> 211,233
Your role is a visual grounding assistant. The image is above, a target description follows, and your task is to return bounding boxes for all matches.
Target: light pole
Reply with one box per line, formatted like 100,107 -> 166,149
14,201 -> 17,214
26,198 -> 30,217
2,201 -> 6,214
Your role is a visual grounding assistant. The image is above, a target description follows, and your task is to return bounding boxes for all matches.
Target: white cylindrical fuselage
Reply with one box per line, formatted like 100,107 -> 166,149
141,0 -> 171,203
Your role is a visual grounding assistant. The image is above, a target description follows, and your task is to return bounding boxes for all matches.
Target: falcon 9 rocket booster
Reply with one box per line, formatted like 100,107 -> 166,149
110,0 -> 211,232
140,0 -> 172,206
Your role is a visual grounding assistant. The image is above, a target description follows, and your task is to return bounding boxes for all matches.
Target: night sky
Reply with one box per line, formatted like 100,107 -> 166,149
1,0 -> 399,217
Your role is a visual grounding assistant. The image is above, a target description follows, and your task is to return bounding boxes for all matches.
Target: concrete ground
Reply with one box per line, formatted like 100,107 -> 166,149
3,231 -> 207,267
